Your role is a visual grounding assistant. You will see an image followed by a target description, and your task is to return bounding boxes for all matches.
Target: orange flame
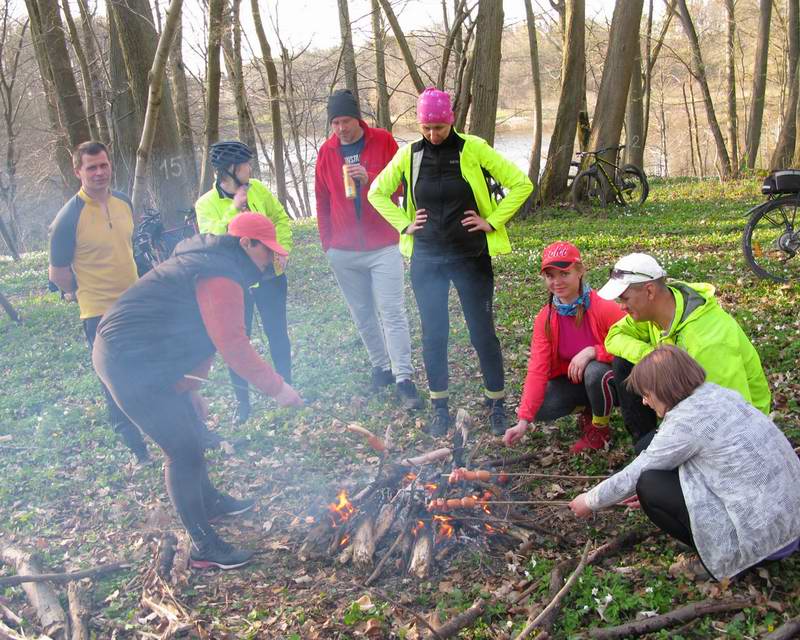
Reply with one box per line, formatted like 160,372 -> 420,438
433,515 -> 455,543
424,482 -> 438,493
484,523 -> 497,535
328,490 -> 356,527
481,500 -> 492,515
412,520 -> 425,536
340,534 -> 351,547
403,472 -> 418,484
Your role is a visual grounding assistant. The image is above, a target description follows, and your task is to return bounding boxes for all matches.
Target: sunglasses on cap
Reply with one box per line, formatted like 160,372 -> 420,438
608,268 -> 657,280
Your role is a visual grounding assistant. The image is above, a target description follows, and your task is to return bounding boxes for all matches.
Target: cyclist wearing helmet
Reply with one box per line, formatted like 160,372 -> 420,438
195,141 -> 293,424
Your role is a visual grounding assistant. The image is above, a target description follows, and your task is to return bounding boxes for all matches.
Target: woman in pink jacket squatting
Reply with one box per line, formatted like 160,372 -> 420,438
503,242 -> 626,453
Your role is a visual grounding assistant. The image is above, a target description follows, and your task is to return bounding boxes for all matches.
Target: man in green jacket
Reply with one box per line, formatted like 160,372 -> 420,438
598,252 -> 771,451
195,141 -> 293,424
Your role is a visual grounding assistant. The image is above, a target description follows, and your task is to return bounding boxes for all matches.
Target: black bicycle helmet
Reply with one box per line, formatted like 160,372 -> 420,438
209,140 -> 253,169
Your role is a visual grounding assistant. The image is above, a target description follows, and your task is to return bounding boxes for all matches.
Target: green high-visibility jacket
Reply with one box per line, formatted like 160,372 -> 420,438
605,281 -> 771,415
195,179 -> 293,253
367,131 -> 533,257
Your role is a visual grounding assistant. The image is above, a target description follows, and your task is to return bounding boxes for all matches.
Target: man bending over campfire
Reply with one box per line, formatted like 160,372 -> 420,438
569,346 -> 800,582
92,213 -> 303,570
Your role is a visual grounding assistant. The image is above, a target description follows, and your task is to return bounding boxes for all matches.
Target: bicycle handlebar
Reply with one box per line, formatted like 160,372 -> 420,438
575,144 -> 625,157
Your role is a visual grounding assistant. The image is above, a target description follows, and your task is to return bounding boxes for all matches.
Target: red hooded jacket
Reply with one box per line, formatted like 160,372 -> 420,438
517,290 -> 626,422
315,121 -> 400,251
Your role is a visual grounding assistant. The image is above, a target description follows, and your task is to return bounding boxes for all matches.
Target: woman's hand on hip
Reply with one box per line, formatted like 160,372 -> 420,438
404,209 -> 428,235
462,210 -> 492,233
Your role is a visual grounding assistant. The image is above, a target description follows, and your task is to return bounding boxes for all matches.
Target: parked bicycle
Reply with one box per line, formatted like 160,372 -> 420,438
742,170 -> 800,283
571,145 -> 649,215
133,208 -> 197,275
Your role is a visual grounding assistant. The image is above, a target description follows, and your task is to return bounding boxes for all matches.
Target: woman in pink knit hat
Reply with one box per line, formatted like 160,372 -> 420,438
369,88 -> 533,437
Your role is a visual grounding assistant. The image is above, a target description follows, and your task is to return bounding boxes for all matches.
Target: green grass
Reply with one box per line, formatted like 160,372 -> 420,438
1,178 -> 798,638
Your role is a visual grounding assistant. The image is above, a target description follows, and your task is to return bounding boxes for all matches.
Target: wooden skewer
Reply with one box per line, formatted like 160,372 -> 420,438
486,500 -> 572,506
442,471 -> 609,480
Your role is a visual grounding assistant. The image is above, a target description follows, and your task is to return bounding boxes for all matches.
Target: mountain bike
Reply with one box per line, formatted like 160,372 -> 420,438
571,145 -> 649,215
133,208 -> 197,275
742,170 -> 800,283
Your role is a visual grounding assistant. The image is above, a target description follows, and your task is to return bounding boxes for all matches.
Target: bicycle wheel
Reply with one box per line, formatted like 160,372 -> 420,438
572,169 -> 607,215
742,196 -> 800,282
616,164 -> 649,206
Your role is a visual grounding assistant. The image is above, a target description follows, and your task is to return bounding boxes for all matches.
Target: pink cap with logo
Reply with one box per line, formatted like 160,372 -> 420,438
540,241 -> 582,272
416,88 -> 455,125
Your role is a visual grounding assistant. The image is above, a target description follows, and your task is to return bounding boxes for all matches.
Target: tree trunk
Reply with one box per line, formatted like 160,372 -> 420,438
675,0 -> 732,179
76,0 -> 111,143
24,0 -> 76,193
130,0 -> 183,216
60,0 -> 100,141
280,44 -> 312,216
222,0 -> 259,176
454,41 -> 476,131
251,0 -> 287,205
745,0 -> 772,170
586,0 -> 643,167
524,0 -> 542,187
688,80 -> 704,175
199,0 -> 224,193
436,0 -> 468,90
682,83 -> 697,176
538,0 -> 584,204
108,0 -> 193,222
624,27 -> 645,168
27,0 -> 91,147
643,0 -> 675,145
468,0 -> 503,145
169,17 -> 198,196
107,3 -> 137,192
371,0 -> 391,131
337,0 -> 359,102
771,0 -> 799,170
377,0 -> 425,93
724,0 -> 740,175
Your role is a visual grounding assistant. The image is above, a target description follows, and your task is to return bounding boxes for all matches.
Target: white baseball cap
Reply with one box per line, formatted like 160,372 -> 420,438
597,253 -> 667,300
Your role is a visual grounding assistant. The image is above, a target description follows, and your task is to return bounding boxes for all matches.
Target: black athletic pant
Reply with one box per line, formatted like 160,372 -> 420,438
612,356 -> 658,445
409,254 -> 504,397
93,337 -> 222,543
229,273 -> 292,405
83,316 -> 148,458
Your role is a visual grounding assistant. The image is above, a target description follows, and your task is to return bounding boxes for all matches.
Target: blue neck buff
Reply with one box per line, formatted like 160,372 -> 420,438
554,283 -> 591,317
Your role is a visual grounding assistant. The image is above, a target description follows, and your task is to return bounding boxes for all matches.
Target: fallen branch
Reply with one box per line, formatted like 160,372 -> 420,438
0,620 -> 26,640
485,452 -> 539,468
433,598 -> 487,639
587,597 -> 753,639
0,560 -> 130,588
515,540 -> 592,639
156,533 -> 177,579
763,615 -> 800,640
67,581 -> 91,640
0,545 -> 68,639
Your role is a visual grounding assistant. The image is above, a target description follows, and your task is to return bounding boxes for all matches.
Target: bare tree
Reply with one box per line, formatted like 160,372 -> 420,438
377,0 -> 425,93
131,0 -> 183,215
370,0 -> 391,130
251,0 -> 287,204
169,16 -> 198,196
675,0 -> 732,179
586,0 -> 643,167
468,0 -> 503,144
745,0 -> 772,170
624,27 -> 644,168
198,0 -> 224,191
724,0 -> 740,175
771,0 -> 799,169
524,0 -> 542,186
107,3 -> 137,191
538,0 -> 584,203
641,0 -> 675,158
337,0 -> 359,102
60,0 -> 100,141
436,0 -> 468,90
76,0 -> 111,143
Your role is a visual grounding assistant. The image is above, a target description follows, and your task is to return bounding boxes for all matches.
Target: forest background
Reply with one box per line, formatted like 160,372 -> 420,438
1,0 -> 800,257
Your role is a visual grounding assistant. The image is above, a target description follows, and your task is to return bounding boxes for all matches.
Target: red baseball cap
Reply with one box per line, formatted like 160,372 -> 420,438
228,212 -> 288,256
540,241 -> 582,272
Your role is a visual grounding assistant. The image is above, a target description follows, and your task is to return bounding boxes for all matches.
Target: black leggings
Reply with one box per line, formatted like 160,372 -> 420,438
636,468 -> 694,549
613,356 -> 658,444
229,273 -> 292,404
409,254 -> 504,397
93,337 -> 222,542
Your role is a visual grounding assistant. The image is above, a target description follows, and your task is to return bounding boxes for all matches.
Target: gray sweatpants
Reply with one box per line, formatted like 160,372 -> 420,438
327,245 -> 414,380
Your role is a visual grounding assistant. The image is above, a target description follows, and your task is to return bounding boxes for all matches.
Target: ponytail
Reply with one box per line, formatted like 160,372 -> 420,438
544,292 -> 555,340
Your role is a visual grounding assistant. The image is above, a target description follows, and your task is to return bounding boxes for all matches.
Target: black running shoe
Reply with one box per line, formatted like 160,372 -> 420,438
489,399 -> 507,436
396,379 -> 422,410
370,367 -> 395,390
429,404 -> 451,437
190,535 -> 253,570
206,494 -> 256,521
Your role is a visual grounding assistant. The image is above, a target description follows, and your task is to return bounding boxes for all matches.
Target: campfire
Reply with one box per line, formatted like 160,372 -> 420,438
300,410 -> 555,584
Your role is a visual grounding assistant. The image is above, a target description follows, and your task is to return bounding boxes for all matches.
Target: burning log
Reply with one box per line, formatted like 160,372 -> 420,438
365,530 -> 407,586
352,516 -> 376,570
408,527 -> 433,578
373,503 -> 397,545
0,545 -> 68,639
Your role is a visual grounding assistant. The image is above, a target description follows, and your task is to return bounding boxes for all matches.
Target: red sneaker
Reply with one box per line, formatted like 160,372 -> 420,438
570,422 -> 611,454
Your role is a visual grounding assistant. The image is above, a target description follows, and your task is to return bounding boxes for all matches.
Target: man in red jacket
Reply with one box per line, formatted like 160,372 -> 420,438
315,89 -> 420,408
